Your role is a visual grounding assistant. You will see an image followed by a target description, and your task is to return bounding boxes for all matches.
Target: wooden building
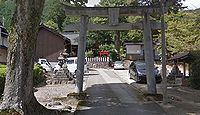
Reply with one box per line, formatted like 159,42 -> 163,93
35,25 -> 71,62
0,25 -> 8,64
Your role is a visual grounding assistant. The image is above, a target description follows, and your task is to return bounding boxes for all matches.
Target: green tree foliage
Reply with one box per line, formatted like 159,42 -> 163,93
165,11 -> 200,54
99,0 -> 128,6
42,0 -> 66,31
42,0 -> 87,31
189,51 -> 200,89
0,0 -> 85,32
87,30 -> 114,56
0,0 -> 15,30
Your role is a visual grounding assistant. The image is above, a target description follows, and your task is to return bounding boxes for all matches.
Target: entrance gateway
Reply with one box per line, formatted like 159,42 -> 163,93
63,5 -> 167,94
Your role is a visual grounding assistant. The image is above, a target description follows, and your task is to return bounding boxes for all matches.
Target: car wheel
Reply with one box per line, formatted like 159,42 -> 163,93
135,74 -> 140,83
54,70 -> 58,74
128,72 -> 131,79
135,76 -> 139,83
133,72 -> 137,81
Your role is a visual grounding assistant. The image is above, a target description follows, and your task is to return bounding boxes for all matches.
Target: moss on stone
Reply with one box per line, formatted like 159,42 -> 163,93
0,109 -> 21,115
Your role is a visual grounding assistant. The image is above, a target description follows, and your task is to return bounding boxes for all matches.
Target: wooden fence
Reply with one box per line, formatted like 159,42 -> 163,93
86,57 -> 110,68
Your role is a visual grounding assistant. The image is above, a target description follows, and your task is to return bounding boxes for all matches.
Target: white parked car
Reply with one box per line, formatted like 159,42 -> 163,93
53,63 -> 61,73
37,58 -> 53,72
114,61 -> 125,70
66,57 -> 88,74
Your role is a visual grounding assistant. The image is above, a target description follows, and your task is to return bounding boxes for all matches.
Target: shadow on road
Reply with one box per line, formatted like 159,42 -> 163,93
74,83 -> 166,115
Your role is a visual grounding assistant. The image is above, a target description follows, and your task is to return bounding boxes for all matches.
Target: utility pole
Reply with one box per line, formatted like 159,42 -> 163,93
76,15 -> 88,93
160,0 -> 168,105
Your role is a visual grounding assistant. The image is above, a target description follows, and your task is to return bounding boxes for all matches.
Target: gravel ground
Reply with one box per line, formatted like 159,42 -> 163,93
34,84 -> 76,109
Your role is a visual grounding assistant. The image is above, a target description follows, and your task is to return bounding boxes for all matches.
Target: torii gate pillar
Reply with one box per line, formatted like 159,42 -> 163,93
76,15 -> 88,93
143,12 -> 156,94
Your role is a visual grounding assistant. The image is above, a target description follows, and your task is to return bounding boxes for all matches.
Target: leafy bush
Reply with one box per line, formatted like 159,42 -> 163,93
0,64 -> 6,78
33,64 -> 46,87
189,51 -> 200,89
85,50 -> 93,58
0,64 -> 46,97
0,64 -> 6,97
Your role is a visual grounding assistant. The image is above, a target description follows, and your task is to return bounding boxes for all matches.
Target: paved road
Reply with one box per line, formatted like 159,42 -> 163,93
75,69 -> 167,115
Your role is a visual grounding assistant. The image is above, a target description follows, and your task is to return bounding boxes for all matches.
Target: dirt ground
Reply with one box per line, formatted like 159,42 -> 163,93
34,84 -> 78,111
160,86 -> 200,115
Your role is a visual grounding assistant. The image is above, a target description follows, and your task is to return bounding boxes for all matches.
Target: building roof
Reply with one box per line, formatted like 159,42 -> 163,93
168,52 -> 191,62
62,32 -> 79,45
39,24 -> 70,43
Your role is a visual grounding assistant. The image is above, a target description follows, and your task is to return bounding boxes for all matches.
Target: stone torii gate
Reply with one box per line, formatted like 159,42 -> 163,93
64,6 -> 165,94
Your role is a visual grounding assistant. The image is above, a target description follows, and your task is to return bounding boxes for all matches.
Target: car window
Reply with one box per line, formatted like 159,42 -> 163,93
41,60 -> 46,64
136,62 -> 146,70
115,61 -> 123,64
67,59 -> 74,64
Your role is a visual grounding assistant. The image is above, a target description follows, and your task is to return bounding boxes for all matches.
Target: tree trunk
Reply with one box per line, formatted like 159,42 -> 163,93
0,1 -> 62,114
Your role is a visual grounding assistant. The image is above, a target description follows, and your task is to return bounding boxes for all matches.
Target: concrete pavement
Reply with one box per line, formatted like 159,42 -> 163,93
111,69 -> 200,115
74,69 -> 167,115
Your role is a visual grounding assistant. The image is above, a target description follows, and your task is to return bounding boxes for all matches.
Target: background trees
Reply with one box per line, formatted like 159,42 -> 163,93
165,11 -> 200,54
0,0 -> 15,30
0,0 -> 199,59
1,0 -> 198,58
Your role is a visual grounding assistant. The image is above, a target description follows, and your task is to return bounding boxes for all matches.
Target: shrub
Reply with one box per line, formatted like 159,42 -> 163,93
85,50 -> 93,58
0,64 -> 6,97
33,64 -> 46,87
189,51 -> 200,89
190,59 -> 200,89
0,64 -> 46,97
0,64 -> 6,77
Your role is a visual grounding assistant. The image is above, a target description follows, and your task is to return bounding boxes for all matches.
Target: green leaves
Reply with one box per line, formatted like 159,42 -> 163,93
0,0 -> 15,30
165,11 -> 200,54
42,0 -> 65,31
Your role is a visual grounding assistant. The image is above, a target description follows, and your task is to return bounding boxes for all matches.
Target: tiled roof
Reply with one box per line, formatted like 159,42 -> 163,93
168,52 -> 190,61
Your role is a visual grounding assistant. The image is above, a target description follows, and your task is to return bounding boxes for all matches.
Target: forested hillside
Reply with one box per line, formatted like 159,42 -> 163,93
0,0 -> 199,57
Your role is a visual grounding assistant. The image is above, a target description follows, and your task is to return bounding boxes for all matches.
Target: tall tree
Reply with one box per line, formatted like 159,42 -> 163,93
0,0 -> 61,114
